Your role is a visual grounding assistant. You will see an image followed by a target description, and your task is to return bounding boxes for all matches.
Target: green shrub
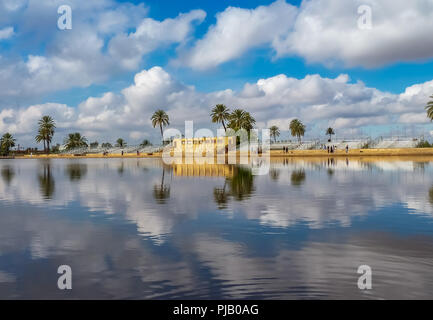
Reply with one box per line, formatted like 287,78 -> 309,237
416,140 -> 432,148
361,142 -> 371,149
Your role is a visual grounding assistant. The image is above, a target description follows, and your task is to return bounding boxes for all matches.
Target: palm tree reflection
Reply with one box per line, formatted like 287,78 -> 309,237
228,167 -> 255,201
1,165 -> 15,186
414,162 -> 428,172
213,181 -> 228,209
269,168 -> 280,181
428,185 -> 433,205
153,167 -> 170,204
291,169 -> 306,187
66,163 -> 87,181
118,161 -> 125,176
213,167 -> 255,208
38,161 -> 55,199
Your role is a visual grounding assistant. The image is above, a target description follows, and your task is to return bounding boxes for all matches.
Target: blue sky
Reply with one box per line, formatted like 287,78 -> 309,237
1,0 -> 433,145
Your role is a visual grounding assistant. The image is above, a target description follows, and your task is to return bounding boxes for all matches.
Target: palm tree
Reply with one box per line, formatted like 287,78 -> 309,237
36,116 -> 56,153
326,127 -> 335,142
90,141 -> 99,148
140,139 -> 152,147
289,119 -> 306,143
151,110 -> 170,142
269,125 -> 280,143
426,95 -> 433,120
0,133 -> 16,155
227,109 -> 256,132
242,111 -> 256,131
211,104 -> 230,132
64,133 -> 88,150
116,138 -> 127,148
35,132 -> 46,153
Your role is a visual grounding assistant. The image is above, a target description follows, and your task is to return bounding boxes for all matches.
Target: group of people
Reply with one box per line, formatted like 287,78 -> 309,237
322,145 -> 349,154
281,144 -> 349,154
102,150 -> 140,156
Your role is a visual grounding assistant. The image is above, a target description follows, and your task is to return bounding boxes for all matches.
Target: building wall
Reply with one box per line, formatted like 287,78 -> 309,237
172,137 -> 236,152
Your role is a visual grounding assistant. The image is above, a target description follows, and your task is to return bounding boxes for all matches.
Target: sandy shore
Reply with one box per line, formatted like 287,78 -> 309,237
270,147 -> 433,157
6,147 -> 433,159
14,153 -> 163,159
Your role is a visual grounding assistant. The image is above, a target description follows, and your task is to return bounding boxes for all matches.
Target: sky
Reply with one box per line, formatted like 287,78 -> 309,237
1,0 -> 433,147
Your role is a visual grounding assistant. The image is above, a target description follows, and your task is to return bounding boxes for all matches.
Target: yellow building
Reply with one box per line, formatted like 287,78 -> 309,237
172,136 -> 236,153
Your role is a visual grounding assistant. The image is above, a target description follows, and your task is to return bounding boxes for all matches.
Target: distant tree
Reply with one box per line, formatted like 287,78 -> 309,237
227,109 -> 256,132
51,144 -> 61,153
211,104 -> 230,132
416,140 -> 432,148
64,133 -> 88,150
101,142 -> 112,148
90,141 -> 99,148
326,127 -> 335,142
269,125 -> 280,143
140,139 -> 152,147
35,116 -> 55,153
289,119 -> 306,143
151,110 -> 170,142
0,133 -> 16,155
116,138 -> 127,148
425,95 -> 433,120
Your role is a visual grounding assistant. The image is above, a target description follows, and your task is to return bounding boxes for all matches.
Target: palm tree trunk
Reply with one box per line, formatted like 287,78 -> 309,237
43,140 -> 46,153
160,124 -> 163,144
222,120 -> 227,132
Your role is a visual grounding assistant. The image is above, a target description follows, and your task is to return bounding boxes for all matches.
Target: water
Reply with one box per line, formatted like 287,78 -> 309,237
1,157 -> 433,299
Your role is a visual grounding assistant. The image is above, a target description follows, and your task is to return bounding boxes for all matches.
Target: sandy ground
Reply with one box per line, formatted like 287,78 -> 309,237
270,147 -> 433,157
8,147 -> 433,159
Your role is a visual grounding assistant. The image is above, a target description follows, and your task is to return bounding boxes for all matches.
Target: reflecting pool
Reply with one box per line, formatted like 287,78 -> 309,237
1,157 -> 433,299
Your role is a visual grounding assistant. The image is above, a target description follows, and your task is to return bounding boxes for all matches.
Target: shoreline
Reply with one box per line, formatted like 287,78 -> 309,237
2,147 -> 433,159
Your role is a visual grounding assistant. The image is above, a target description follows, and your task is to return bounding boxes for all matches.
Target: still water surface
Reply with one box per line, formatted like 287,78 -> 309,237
1,157 -> 433,299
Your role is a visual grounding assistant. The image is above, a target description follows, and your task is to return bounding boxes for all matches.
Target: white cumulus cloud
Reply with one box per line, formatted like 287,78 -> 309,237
1,67 -> 433,146
181,0 -> 433,70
